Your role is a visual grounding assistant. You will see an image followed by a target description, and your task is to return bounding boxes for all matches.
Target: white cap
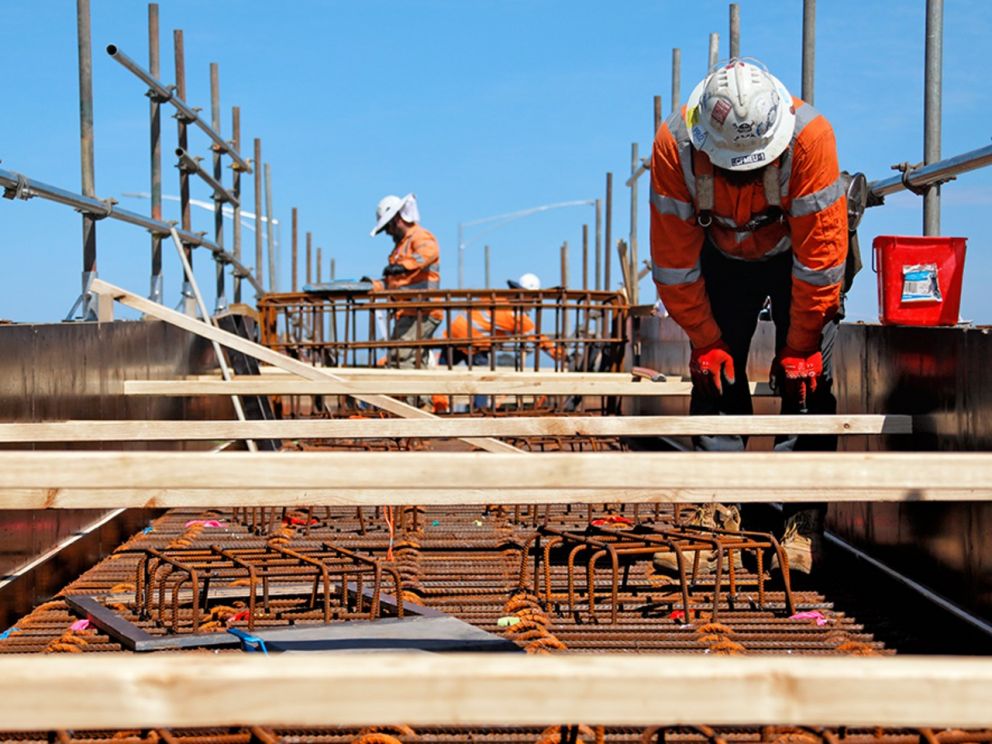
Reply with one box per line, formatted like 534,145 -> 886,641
685,59 -> 796,171
370,193 -> 420,236
508,272 -> 541,290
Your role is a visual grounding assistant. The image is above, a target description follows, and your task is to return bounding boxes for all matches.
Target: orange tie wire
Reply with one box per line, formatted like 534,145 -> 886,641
384,505 -> 395,561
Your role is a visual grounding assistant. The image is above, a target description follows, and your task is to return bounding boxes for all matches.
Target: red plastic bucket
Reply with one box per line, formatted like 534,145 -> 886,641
872,235 -> 967,326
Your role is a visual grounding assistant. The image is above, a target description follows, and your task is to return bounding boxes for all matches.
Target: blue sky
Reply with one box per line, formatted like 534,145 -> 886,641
0,0 -> 990,323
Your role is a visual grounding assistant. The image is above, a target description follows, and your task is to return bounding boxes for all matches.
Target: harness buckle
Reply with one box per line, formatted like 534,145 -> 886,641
741,206 -> 784,232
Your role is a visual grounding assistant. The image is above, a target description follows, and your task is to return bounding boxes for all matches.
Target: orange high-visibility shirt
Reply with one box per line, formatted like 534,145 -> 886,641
371,224 -> 442,320
447,305 -> 559,358
650,98 -> 847,353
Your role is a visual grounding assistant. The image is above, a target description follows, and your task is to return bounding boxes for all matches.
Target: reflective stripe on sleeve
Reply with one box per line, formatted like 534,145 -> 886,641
652,261 -> 701,286
650,189 -> 695,221
793,102 -> 821,137
792,256 -> 845,286
767,235 -> 793,257
789,176 -> 845,217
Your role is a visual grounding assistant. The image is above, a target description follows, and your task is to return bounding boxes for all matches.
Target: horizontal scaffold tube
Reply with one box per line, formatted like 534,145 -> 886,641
869,141 -> 992,199
0,168 -> 262,294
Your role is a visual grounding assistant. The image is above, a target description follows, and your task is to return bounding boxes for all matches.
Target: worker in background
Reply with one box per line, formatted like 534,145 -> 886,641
650,59 -> 850,576
365,193 -> 442,369
444,273 -> 561,367
433,273 -> 562,411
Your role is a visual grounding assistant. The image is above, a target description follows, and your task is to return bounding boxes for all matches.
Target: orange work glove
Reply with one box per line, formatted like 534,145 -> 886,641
689,340 -> 735,395
772,346 -> 823,408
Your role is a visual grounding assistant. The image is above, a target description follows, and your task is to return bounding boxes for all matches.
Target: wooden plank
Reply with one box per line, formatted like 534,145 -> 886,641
231,367 -> 686,383
0,451 -> 986,497
124,379 -> 774,396
0,654 -> 988,730
2,486 -> 986,509
0,415 -> 912,442
88,279 -> 521,455
188,372 -> 686,385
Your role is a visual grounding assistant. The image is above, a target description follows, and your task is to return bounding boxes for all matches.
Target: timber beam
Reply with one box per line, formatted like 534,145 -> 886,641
123,379 -> 773,396
0,451 -> 986,506
0,415 -> 912,442
0,654 -> 988,729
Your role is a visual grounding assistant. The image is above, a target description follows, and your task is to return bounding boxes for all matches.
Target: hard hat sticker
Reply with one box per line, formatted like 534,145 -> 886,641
691,125 -> 708,146
901,263 -> 941,303
730,152 -> 766,167
711,99 -> 732,125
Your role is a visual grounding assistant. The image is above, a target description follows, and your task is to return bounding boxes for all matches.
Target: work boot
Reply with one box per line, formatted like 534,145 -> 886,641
771,509 -> 824,576
652,504 -> 744,575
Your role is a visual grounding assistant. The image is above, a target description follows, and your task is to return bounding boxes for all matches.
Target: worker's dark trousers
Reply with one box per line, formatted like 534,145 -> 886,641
689,241 -> 840,526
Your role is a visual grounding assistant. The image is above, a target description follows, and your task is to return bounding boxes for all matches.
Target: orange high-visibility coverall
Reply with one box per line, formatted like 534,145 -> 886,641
650,98 -> 847,353
446,305 -> 560,359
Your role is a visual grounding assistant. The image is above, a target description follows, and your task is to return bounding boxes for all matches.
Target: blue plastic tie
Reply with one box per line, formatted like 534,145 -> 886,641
0,627 -> 19,641
226,626 -> 268,655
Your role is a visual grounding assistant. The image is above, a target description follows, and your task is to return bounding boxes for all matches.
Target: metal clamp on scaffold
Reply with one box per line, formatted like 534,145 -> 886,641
2,172 -> 32,201
88,197 -> 116,220
891,160 -> 956,197
144,83 -> 173,104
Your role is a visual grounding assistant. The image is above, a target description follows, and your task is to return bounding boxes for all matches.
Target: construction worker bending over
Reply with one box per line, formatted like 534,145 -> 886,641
443,273 -> 562,368
650,59 -> 849,575
434,273 -> 562,412
366,193 -> 442,368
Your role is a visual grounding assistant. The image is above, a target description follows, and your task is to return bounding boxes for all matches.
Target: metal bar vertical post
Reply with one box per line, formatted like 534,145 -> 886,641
709,32 -> 719,69
231,106 -> 242,303
316,246 -> 322,283
484,245 -> 491,289
291,208 -> 298,292
802,0 -> 816,104
264,162 -> 275,292
148,2 -> 162,304
604,173 -> 613,291
629,143 -> 639,305
924,0 -> 943,236
594,198 -> 602,290
457,224 -> 465,289
210,62 -> 226,313
253,138 -> 263,290
330,258 -> 336,281
306,231 -> 313,285
582,224 -> 589,290
560,242 -> 568,289
671,49 -> 681,114
729,4 -> 741,59
174,30 -> 194,314
77,0 -> 97,318
653,95 -> 662,134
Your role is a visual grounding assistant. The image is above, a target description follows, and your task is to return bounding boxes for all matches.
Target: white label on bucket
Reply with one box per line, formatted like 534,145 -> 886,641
901,263 -> 941,303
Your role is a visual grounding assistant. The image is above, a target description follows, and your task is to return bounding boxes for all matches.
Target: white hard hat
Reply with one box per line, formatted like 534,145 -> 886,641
685,59 -> 796,172
370,193 -> 419,236
507,272 -> 541,290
